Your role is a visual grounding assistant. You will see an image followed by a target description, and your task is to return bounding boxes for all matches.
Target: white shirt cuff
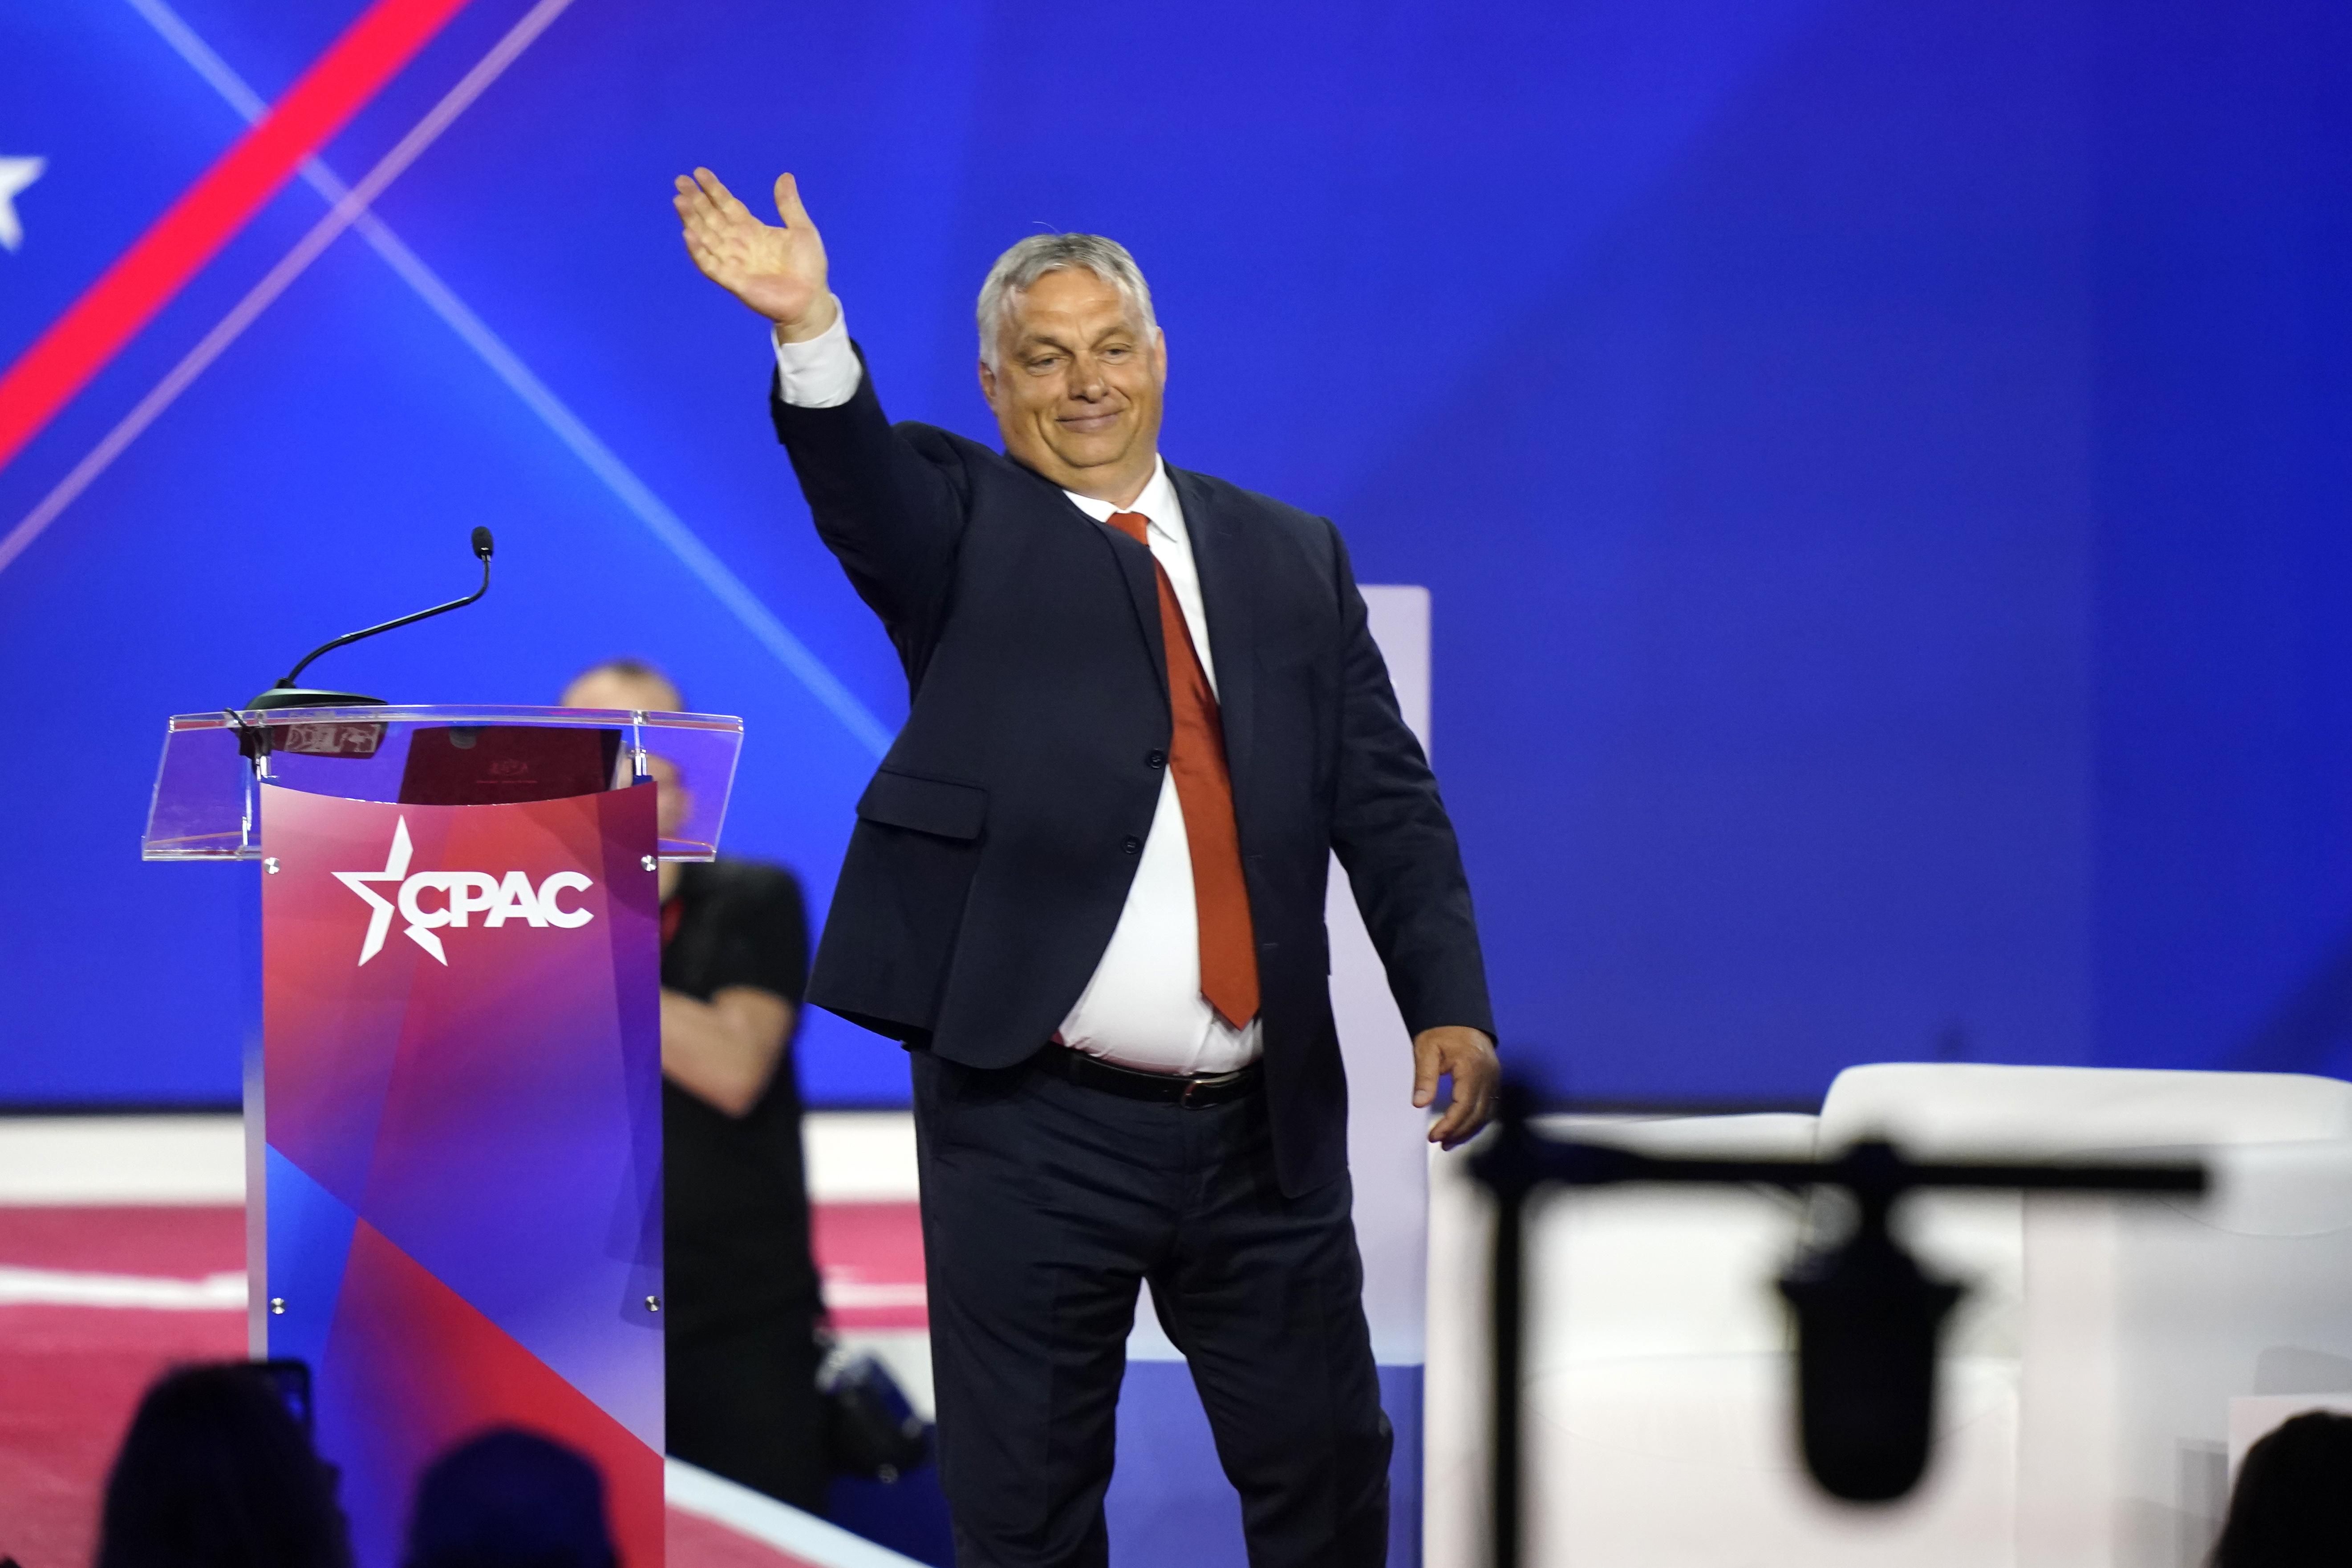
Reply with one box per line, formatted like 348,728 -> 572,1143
770,304 -> 861,408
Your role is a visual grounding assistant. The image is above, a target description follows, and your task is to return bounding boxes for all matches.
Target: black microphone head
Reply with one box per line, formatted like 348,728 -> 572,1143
1778,1214 -> 1963,1503
471,526 -> 494,560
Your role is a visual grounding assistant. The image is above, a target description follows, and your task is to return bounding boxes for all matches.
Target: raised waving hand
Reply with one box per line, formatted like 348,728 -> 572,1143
672,168 -> 837,341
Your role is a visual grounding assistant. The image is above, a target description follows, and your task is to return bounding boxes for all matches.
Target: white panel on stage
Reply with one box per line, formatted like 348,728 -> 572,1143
1334,584 -> 1437,1367
0,1115 -> 244,1205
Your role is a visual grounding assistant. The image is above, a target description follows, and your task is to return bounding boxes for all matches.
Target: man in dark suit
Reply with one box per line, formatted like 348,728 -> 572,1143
673,166 -> 1500,1568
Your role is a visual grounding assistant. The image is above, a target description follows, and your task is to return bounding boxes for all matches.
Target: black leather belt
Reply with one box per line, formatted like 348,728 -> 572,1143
1035,1043 -> 1262,1108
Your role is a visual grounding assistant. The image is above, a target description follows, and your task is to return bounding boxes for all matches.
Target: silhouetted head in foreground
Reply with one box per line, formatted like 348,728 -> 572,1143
96,1362 -> 349,1568
405,1428 -> 617,1568
2214,1410 -> 2352,1567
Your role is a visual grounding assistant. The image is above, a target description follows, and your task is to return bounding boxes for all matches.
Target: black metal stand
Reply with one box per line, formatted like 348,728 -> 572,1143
1478,1083 -> 1548,1568
1465,1083 -> 2206,1568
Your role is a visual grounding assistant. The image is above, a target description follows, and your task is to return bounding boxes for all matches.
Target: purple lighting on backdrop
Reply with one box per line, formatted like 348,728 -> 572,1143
2,0 -> 2349,1106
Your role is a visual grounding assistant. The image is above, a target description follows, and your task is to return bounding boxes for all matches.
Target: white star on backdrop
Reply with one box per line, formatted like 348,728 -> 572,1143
0,156 -> 45,252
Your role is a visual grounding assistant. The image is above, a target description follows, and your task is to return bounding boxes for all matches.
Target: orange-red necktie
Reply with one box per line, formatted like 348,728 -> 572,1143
1107,511 -> 1260,1029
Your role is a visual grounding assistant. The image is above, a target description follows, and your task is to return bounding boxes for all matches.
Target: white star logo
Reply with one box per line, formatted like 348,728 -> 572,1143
0,157 -> 45,254
332,817 -> 444,965
325,820 -> 598,968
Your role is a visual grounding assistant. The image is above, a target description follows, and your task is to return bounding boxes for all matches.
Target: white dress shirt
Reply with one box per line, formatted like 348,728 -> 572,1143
774,310 -> 1261,1074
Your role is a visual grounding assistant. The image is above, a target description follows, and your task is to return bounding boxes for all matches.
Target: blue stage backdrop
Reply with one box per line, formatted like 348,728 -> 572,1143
3,0 -> 2349,1107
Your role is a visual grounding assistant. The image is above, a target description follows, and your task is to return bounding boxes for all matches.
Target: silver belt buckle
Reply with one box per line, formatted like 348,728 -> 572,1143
1178,1069 -> 1239,1108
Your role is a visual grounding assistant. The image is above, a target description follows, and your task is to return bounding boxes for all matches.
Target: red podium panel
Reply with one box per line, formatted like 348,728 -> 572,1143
258,782 -> 664,1568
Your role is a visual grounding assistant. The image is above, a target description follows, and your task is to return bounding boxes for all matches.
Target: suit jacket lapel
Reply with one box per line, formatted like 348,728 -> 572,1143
1172,466 -> 1257,795
1013,458 -> 1168,705
1104,516 -> 1168,705
1069,491 -> 1167,706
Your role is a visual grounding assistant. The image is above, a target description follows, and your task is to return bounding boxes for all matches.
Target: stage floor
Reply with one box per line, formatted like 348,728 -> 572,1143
0,1113 -> 929,1568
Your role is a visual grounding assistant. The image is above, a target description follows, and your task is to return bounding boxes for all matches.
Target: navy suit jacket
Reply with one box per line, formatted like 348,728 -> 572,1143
771,357 -> 1493,1195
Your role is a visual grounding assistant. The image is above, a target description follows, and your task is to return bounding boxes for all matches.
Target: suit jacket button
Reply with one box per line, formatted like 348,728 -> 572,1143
1147,750 -> 1167,769
1121,836 -> 1143,855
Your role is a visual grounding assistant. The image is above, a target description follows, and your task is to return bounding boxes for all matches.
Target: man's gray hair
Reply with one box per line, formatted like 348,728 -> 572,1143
976,234 -> 1157,370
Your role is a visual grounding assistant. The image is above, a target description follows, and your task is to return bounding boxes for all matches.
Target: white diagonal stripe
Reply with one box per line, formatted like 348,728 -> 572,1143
666,1459 -> 928,1568
0,1266 -> 245,1310
103,0 -> 895,759
819,1280 -> 929,1309
0,0 -> 576,580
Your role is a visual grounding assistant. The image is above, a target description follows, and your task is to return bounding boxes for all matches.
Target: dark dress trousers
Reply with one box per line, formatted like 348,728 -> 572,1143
771,353 -> 1493,1568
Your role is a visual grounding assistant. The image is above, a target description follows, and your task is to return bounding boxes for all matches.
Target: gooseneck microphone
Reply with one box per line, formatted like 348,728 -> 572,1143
245,528 -> 495,711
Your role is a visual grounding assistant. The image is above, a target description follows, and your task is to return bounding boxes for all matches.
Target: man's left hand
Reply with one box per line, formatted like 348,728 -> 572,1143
1412,1025 -> 1500,1149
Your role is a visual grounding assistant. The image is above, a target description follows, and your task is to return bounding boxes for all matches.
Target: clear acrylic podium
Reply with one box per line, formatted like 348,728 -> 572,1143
145,704 -> 742,862
143,705 -> 742,1568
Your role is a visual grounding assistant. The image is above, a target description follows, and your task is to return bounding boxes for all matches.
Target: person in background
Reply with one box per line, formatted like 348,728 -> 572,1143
560,658 -> 827,1512
2211,1409 -> 2352,1567
96,1362 -> 349,1568
404,1429 -> 616,1568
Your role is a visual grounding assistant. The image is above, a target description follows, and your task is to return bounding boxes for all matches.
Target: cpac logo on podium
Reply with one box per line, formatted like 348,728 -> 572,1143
333,818 -> 596,966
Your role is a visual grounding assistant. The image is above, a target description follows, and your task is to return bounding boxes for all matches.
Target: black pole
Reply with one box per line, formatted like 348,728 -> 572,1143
1525,1135 -> 2204,1200
1491,1163 -> 1524,1568
1472,1082 -> 1545,1568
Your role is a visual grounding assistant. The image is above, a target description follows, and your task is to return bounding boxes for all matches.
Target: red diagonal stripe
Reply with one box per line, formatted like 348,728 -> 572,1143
0,0 -> 474,474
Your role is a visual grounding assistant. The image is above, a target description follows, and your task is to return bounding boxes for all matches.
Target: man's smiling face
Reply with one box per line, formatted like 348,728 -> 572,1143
979,266 -> 1166,505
